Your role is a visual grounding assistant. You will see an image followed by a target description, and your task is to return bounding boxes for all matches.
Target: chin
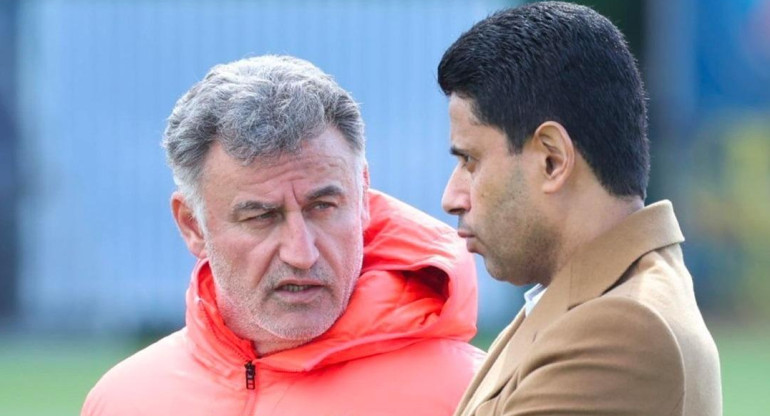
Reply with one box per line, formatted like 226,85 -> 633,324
483,260 -> 504,281
278,324 -> 331,341
279,314 -> 338,338
484,262 -> 524,286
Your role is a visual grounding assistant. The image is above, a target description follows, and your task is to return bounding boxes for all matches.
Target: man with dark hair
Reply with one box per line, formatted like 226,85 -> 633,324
83,55 -> 484,415
438,2 -> 721,415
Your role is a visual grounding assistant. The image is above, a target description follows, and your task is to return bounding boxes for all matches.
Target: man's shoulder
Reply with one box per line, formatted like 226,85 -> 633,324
602,243 -> 712,340
81,329 -> 190,415
539,242 -> 695,344
468,296 -> 689,415
525,296 -> 687,412
331,338 -> 485,414
330,337 -> 484,395
608,242 -> 691,297
347,337 -> 485,378
535,258 -> 717,383
98,329 -> 187,381
400,337 -> 486,367
512,283 -> 719,414
560,254 -> 701,355
551,294 -> 681,347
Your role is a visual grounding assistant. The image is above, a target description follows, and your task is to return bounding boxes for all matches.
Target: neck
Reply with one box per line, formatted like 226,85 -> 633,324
551,187 -> 643,283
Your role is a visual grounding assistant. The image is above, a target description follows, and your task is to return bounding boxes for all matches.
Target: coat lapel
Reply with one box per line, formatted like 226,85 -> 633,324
459,276 -> 571,415
458,309 -> 525,415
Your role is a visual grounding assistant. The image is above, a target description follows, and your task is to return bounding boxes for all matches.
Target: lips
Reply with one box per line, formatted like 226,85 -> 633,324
455,228 -> 480,254
457,228 -> 475,239
273,280 -> 326,303
276,281 -> 323,292
280,284 -> 315,292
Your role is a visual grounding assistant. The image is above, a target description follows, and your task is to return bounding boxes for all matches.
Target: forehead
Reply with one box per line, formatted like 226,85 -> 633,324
448,94 -> 481,126
200,128 -> 360,202
448,95 -> 507,150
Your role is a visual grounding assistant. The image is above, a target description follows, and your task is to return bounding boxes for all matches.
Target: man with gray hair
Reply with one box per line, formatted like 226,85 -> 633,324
82,55 -> 484,416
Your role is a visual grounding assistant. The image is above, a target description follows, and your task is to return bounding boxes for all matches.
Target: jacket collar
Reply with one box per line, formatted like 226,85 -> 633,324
468,200 -> 684,408
566,200 -> 684,308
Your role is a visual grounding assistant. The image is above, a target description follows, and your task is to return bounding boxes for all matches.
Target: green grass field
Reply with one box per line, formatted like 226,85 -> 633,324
0,325 -> 767,415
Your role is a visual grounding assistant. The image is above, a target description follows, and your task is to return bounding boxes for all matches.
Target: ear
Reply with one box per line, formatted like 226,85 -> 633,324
171,191 -> 207,258
360,163 -> 371,227
529,121 -> 575,194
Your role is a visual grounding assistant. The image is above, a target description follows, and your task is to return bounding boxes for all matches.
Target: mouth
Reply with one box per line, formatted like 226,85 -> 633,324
278,284 -> 318,293
456,229 -> 480,254
273,280 -> 326,303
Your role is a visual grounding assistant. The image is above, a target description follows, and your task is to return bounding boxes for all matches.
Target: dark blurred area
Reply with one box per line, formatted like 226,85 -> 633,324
0,0 -> 767,414
0,0 -> 19,324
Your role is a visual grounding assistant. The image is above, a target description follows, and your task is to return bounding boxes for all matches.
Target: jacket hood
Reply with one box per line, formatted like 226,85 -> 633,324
185,189 -> 478,373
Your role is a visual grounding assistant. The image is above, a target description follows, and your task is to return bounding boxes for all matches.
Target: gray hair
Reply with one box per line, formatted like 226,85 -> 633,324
162,55 -> 366,220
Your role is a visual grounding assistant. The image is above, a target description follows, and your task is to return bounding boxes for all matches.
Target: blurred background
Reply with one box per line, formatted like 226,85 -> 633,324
0,0 -> 767,414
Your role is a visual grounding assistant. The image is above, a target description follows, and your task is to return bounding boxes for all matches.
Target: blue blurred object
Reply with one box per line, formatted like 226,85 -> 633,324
696,0 -> 770,112
0,0 -> 19,322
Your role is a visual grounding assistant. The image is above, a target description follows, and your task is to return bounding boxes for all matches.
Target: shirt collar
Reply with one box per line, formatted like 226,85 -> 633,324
523,283 -> 547,316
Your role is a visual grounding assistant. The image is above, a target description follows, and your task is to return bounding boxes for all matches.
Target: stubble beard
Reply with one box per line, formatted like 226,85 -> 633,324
514,218 -> 560,287
493,168 -> 561,287
206,239 -> 363,346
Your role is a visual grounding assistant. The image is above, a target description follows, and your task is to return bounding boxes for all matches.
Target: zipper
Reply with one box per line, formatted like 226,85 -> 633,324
195,281 -> 259,414
198,300 -> 258,391
244,361 -> 256,390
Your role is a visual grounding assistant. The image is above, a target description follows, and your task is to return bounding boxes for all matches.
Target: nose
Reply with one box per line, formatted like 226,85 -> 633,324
279,213 -> 320,270
442,166 -> 470,216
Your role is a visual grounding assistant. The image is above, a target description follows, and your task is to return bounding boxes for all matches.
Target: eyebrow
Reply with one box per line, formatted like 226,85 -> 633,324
230,185 -> 346,217
231,200 -> 279,215
449,146 -> 467,157
305,184 -> 345,201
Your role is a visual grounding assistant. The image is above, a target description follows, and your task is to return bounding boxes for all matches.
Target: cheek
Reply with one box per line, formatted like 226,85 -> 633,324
318,215 -> 365,280
324,226 -> 363,263
213,233 -> 250,260
211,232 -> 275,283
470,173 -> 496,211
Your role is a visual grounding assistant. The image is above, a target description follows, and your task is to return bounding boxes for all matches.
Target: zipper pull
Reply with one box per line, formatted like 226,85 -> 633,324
244,362 -> 256,390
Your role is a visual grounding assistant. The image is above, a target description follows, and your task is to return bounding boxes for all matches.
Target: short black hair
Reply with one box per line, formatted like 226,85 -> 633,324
438,1 -> 649,199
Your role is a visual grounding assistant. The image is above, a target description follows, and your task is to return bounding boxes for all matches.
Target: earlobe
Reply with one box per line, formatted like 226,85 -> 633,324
360,163 -> 371,227
171,192 -> 207,258
532,121 -> 575,193
362,162 -> 371,189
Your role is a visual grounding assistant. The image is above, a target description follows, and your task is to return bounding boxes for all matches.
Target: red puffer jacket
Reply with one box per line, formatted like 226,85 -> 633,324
83,190 -> 485,416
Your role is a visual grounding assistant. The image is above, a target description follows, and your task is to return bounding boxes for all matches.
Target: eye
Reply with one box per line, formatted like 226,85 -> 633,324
258,211 -> 277,220
456,153 -> 476,171
310,201 -> 335,211
244,210 -> 279,223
